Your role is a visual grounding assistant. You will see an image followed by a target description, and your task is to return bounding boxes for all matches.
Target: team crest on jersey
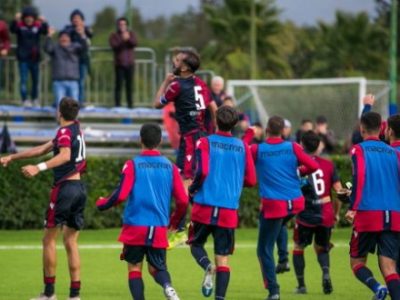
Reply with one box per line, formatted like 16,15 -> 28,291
61,128 -> 66,134
186,155 -> 192,162
49,203 -> 55,210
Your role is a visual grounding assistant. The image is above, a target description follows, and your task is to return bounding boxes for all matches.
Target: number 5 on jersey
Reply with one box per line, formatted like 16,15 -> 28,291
194,86 -> 206,110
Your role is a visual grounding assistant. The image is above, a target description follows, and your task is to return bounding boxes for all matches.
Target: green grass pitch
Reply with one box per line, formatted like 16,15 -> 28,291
0,228 -> 383,299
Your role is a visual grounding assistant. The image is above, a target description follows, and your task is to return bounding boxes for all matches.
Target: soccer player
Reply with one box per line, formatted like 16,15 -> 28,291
187,106 -> 256,299
153,49 -> 217,184
252,116 -> 319,300
292,130 -> 344,295
96,123 -> 188,300
346,112 -> 400,300
0,97 -> 87,300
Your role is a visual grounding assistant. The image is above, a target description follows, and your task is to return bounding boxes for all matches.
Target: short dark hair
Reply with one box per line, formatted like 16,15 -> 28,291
253,121 -> 262,128
301,119 -> 313,125
316,115 -> 328,124
217,106 -> 238,132
59,97 -> 79,121
360,112 -> 382,133
117,17 -> 129,25
140,123 -> 162,149
180,49 -> 200,73
267,116 -> 284,136
388,114 -> 400,138
301,130 -> 321,153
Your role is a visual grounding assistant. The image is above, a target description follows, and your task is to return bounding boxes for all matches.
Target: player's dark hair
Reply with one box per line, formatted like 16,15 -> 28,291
360,112 -> 381,133
301,130 -> 321,153
59,97 -> 79,121
388,114 -> 400,138
117,17 -> 129,26
267,116 -> 284,136
301,119 -> 313,125
140,123 -> 162,149
180,49 -> 200,73
217,106 -> 238,132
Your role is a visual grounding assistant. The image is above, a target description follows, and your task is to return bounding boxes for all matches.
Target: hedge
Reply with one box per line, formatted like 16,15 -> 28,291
0,155 -> 352,229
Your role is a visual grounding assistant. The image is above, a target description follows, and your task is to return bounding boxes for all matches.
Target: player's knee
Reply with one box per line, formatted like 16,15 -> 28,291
215,255 -> 229,267
293,243 -> 304,251
379,256 -> 397,277
42,233 -> 56,247
63,236 -> 77,252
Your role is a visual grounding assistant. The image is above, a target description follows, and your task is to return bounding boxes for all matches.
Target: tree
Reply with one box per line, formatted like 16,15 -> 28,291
202,0 -> 290,79
307,11 -> 389,78
0,0 -> 33,21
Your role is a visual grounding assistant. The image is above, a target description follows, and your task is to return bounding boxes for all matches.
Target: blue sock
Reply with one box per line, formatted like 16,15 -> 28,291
293,250 -> 305,287
317,251 -> 330,277
385,274 -> 400,300
215,266 -> 230,300
191,245 -> 211,271
353,264 -> 380,292
151,270 -> 172,288
128,271 -> 144,300
44,276 -> 55,297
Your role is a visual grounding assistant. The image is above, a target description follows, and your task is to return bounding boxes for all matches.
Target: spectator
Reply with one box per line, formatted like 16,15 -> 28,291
315,115 -> 337,154
295,119 -> 313,143
282,119 -> 294,141
109,17 -> 138,108
10,6 -> 48,107
44,28 -> 88,105
210,75 -> 227,107
0,19 -> 11,93
63,9 -> 92,105
222,97 -> 250,137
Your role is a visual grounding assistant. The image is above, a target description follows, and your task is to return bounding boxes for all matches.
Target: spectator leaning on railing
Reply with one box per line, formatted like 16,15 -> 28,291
63,9 -> 93,106
10,6 -> 48,107
44,27 -> 88,106
109,17 -> 138,108
0,18 -> 11,94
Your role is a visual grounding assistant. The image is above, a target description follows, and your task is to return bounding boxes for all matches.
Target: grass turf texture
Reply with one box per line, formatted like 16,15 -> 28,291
0,228 -> 382,300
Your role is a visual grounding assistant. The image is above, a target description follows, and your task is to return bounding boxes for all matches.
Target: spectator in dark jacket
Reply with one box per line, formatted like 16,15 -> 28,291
63,9 -> 92,105
109,17 -> 138,108
44,28 -> 88,105
315,115 -> 337,154
0,20 -> 11,94
10,6 -> 48,107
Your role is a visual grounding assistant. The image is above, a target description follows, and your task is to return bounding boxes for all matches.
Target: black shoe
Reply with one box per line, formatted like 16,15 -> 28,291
294,286 -> 307,294
323,277 -> 333,294
276,262 -> 290,274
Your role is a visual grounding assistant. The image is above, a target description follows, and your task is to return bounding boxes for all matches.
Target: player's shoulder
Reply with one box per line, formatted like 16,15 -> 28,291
316,156 -> 335,170
193,75 -> 209,87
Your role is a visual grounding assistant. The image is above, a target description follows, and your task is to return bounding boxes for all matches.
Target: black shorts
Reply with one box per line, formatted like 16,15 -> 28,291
121,245 -> 167,271
176,130 -> 206,180
294,223 -> 332,250
45,180 -> 87,230
350,230 -> 400,260
187,222 -> 235,256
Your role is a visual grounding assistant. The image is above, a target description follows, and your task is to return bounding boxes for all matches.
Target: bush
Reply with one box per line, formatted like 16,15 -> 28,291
0,155 -> 352,229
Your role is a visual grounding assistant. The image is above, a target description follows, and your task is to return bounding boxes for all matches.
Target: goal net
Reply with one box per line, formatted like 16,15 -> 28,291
226,78 -> 390,140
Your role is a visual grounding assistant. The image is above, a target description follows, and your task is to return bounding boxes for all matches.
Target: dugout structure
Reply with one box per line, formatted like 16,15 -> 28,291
226,77 -> 390,140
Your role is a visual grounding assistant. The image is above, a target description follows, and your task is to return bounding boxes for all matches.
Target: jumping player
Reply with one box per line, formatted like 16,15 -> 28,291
0,97 -> 87,300
293,131 -> 344,295
96,123 -> 188,300
346,112 -> 400,300
188,106 -> 256,299
252,116 -> 319,300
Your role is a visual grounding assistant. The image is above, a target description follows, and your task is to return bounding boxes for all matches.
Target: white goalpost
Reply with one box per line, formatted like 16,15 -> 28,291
226,77 -> 390,140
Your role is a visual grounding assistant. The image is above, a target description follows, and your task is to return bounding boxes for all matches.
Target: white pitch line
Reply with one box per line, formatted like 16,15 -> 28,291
0,242 -> 351,251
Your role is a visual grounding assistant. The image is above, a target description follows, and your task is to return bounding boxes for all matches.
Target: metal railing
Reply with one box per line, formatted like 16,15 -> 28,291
0,46 -> 157,107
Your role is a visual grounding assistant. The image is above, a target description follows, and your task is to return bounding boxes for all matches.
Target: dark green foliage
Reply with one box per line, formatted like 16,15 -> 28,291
0,155 -> 352,229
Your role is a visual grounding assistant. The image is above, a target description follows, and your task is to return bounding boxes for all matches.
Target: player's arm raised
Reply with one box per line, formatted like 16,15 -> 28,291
153,73 -> 176,109
188,137 -> 209,197
293,143 -> 319,175
21,146 -> 71,178
96,160 -> 135,211
0,140 -> 53,167
243,144 -> 257,187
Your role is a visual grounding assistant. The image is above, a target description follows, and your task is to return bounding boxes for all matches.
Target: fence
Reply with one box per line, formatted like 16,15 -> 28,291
0,46 -> 157,107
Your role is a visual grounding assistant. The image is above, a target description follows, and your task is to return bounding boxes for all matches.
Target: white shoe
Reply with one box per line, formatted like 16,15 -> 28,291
67,297 -> 80,300
202,265 -> 215,297
32,99 -> 40,107
30,294 -> 57,300
164,286 -> 180,300
23,100 -> 32,107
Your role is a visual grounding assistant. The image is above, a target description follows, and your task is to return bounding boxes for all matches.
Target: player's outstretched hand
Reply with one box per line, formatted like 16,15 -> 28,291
363,94 -> 375,106
345,210 -> 356,223
96,197 -> 108,211
21,165 -> 39,178
0,155 -> 13,167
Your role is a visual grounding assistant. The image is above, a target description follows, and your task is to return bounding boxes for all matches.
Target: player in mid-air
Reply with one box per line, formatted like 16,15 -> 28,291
96,123 -> 188,300
292,130 -> 345,295
188,106 -> 256,299
251,116 -> 319,300
346,112 -> 400,300
153,49 -> 217,247
0,97 -> 87,300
